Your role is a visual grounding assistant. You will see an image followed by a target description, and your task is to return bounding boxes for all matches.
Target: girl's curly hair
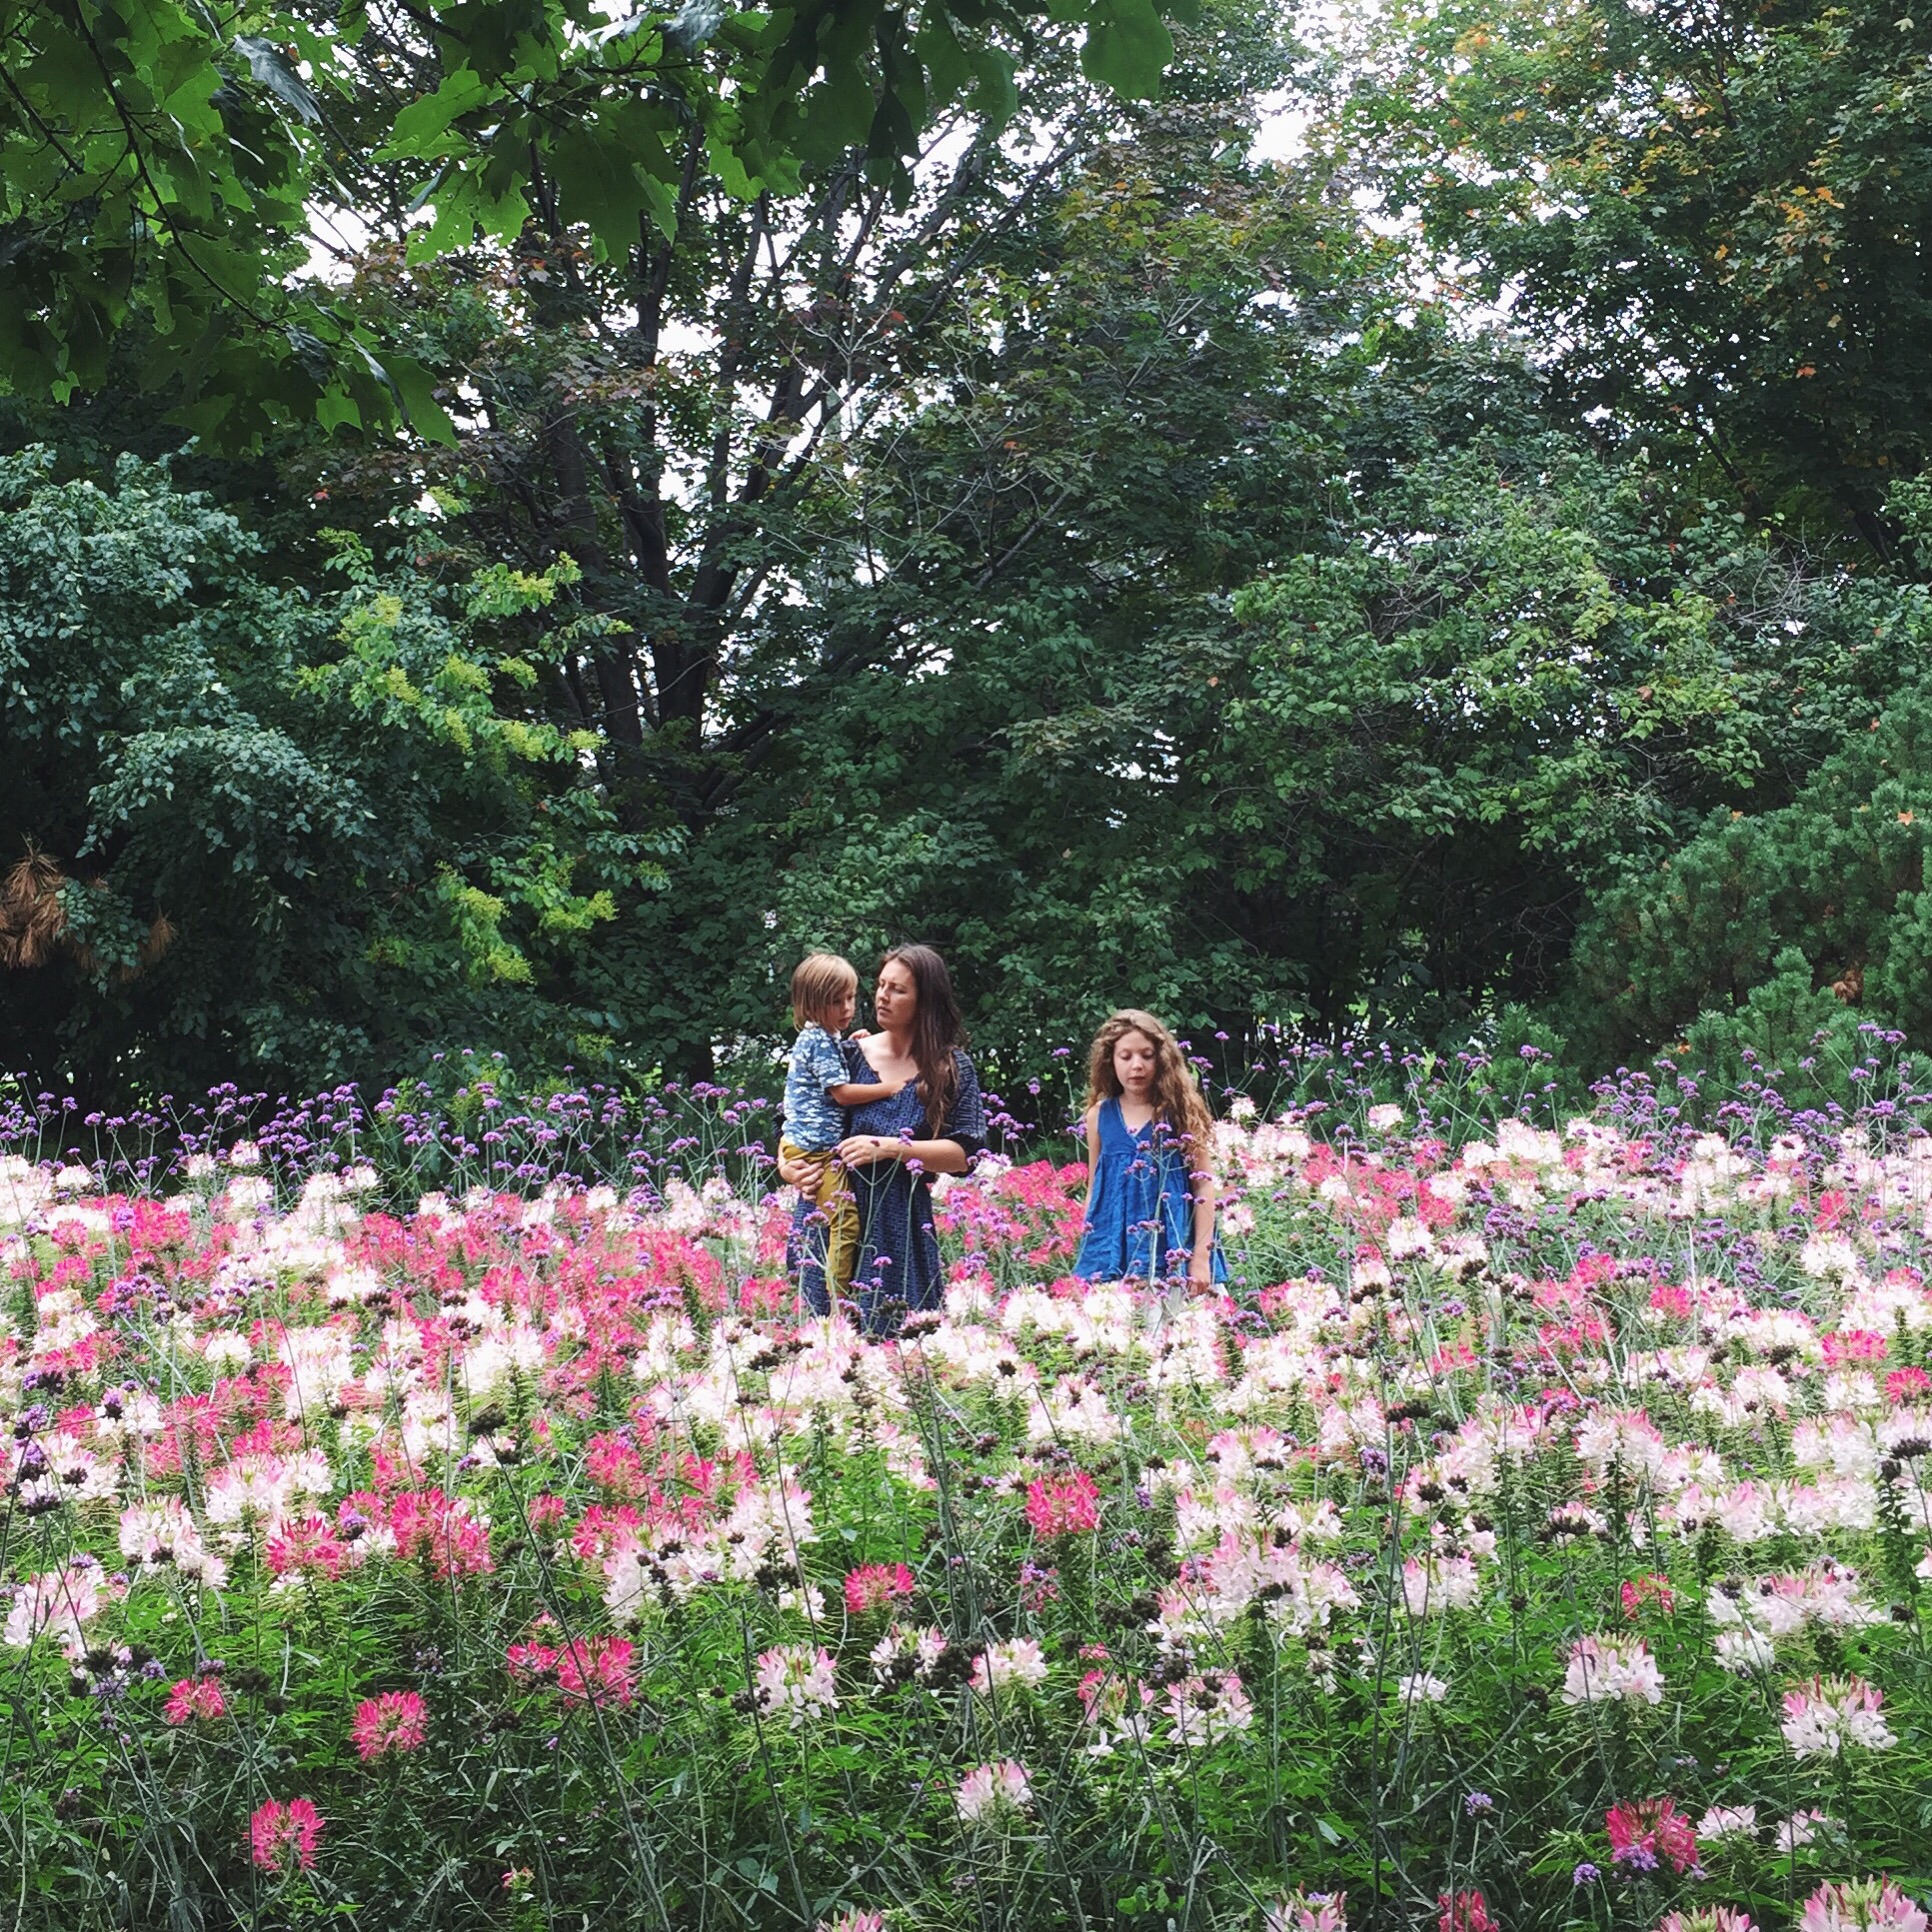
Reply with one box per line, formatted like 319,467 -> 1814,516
1083,1010 -> 1216,1170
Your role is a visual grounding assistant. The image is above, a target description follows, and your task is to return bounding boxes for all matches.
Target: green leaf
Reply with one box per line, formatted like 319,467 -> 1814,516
550,125 -> 653,259
316,385 -> 363,433
912,9 -> 972,107
183,237 -> 264,306
407,176 -> 480,263
1081,0 -> 1172,98
384,66 -> 491,158
966,46 -> 1019,126
383,354 -> 457,446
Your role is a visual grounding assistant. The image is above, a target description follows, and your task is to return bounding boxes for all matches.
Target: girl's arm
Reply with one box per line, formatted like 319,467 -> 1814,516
1186,1137 -> 1218,1286
834,1133 -> 971,1176
1080,1105 -> 1100,1223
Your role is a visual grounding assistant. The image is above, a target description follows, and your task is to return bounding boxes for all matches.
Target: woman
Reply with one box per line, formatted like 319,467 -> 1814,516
779,944 -> 986,1332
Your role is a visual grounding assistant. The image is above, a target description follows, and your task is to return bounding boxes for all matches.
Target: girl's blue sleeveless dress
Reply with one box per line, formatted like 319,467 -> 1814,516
1073,1096 -> 1226,1283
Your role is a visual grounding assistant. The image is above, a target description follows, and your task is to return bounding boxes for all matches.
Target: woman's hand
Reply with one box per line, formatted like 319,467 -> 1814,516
1188,1252 -> 1214,1289
835,1133 -> 902,1168
777,1146 -> 830,1189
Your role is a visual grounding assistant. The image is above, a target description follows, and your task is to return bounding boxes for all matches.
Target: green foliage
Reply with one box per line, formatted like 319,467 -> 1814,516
0,449 -> 672,1094
745,318 -> 1932,1061
1330,0 -> 1932,546
648,103 -> 1375,1066
1565,653 -> 1932,1077
231,6 -> 1330,1088
13,0 -> 1932,1105
1215,440 -> 1932,1036
0,0 -> 435,447
0,0 -> 1189,445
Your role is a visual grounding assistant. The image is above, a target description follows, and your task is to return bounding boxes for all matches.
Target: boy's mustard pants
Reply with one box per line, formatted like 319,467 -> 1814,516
781,1141 -> 861,1300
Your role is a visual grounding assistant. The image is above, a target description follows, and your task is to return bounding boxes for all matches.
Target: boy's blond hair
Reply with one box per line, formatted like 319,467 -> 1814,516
791,952 -> 858,1029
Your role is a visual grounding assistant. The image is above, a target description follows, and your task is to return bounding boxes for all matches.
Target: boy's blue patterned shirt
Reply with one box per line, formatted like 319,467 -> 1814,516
783,1022 -> 850,1150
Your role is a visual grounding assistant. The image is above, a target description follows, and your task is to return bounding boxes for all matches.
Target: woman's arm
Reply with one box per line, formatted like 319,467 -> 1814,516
834,1133 -> 970,1176
1080,1105 -> 1100,1222
1187,1138 -> 1218,1286
833,1050 -> 983,1178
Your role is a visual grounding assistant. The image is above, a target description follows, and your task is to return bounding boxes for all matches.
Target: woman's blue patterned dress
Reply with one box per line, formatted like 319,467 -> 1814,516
792,1044 -> 986,1332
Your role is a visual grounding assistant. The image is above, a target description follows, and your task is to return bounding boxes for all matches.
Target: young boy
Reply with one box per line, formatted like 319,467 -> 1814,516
782,954 -> 901,1306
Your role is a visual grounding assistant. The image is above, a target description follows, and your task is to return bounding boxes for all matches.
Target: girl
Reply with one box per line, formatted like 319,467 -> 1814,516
1073,1009 -> 1225,1287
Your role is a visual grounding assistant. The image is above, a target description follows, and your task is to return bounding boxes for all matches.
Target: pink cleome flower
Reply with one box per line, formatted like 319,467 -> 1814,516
1654,1911 -> 1759,1932
555,1635 -> 635,1708
265,1513 -> 349,1582
1437,1889 -> 1496,1932
1607,1798 -> 1699,1875
1562,1634 -> 1665,1707
1885,1367 -> 1932,1405
842,1562 -> 915,1616
350,1689 -> 429,1760
972,1637 -> 1049,1696
506,1637 -> 559,1688
507,1632 -> 636,1708
249,1797 -> 324,1873
163,1677 -> 227,1725
1025,1469 -> 1101,1539
1780,1676 -> 1896,1757
753,1644 -> 838,1723
955,1759 -> 1032,1823
1164,1669 -> 1254,1746
388,1488 -> 494,1581
1620,1574 -> 1676,1619
1822,1329 -> 1888,1366
1799,1879 -> 1930,1932
3,1561 -> 120,1658
1267,1892 -> 1348,1932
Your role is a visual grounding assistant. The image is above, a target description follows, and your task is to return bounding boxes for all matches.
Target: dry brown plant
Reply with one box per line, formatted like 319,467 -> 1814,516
0,849 -> 172,978
0,849 -> 67,969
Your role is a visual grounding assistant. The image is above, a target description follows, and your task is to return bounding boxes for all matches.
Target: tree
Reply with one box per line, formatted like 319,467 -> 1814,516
5,5 -> 1359,1097
252,8 -> 1323,1071
0,0 -> 1189,446
1562,477 -> 1932,1072
668,96 -> 1377,1064
1092,389 -> 1931,1045
1331,0 -> 1932,552
0,448 -> 665,1097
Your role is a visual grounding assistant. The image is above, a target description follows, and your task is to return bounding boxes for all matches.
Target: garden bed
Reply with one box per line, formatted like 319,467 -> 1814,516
1,1103 -> 1927,1930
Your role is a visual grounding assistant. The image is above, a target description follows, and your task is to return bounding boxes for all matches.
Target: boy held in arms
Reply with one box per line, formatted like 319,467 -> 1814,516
782,953 -> 902,1305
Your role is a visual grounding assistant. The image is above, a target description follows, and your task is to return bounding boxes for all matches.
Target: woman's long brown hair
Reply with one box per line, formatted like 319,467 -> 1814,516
881,944 -> 967,1136
1083,1010 -> 1216,1170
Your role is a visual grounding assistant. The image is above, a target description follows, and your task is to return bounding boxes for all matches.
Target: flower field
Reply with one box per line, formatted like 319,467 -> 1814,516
4,1098 -> 1932,1931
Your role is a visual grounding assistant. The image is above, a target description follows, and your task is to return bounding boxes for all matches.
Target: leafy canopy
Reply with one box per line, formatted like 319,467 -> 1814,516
1330,0 -> 1932,550
0,0 -> 1192,446
0,446 -> 669,1093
